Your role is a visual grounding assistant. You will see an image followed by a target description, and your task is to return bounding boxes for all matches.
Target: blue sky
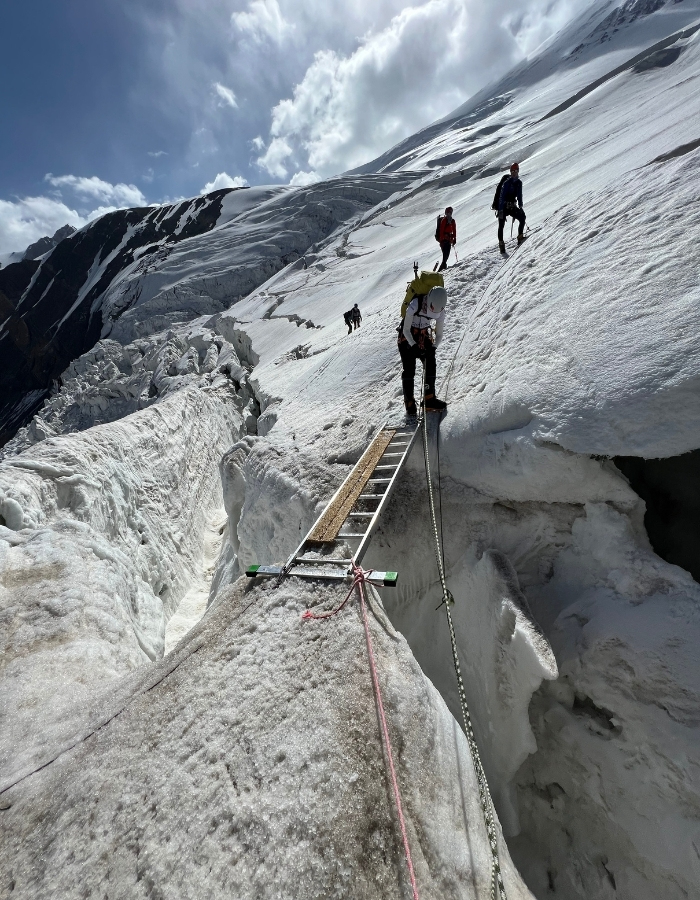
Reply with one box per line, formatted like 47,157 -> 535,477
0,0 -> 592,255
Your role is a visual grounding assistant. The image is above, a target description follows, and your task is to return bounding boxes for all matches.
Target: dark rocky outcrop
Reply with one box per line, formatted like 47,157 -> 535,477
0,191 -> 233,446
23,224 -> 77,261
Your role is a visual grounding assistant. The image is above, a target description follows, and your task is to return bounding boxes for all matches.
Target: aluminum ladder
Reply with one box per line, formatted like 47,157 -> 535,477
246,419 -> 422,588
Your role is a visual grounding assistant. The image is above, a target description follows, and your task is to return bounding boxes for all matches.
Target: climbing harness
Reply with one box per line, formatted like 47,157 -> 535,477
303,563 -> 421,900
421,369 -> 507,900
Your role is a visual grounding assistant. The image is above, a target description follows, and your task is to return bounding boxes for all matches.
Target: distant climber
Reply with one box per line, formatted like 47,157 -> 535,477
398,270 -> 448,416
343,308 -> 353,334
494,163 -> 526,253
351,303 -> 362,330
434,207 -> 457,271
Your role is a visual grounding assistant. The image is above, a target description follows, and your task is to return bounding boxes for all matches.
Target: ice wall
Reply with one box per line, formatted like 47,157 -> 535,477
0,578 -> 535,900
0,376 -> 244,784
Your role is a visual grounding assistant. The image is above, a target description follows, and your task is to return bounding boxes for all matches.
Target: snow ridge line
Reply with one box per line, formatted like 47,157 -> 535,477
302,564 -> 420,900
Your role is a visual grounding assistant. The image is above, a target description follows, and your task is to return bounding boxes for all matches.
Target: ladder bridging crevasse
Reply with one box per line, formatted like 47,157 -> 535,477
246,419 -> 422,588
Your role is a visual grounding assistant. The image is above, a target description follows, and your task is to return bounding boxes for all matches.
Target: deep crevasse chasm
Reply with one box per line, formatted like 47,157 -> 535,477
2,3 -> 700,896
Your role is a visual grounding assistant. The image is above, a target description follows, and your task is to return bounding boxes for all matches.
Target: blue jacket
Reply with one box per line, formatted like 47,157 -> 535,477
498,176 -> 523,211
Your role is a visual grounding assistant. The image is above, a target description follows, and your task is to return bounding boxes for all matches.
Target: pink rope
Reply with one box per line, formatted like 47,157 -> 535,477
301,564 -> 368,621
302,563 -> 420,900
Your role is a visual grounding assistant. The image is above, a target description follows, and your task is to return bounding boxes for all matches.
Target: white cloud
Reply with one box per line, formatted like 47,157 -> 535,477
129,0 -> 590,187
147,150 -> 168,158
232,0 -> 293,44
505,0 -> 588,56
289,170 -> 321,186
214,82 -> 238,108
0,196 -> 86,257
255,0 -> 592,179
45,174 -> 147,207
200,172 -> 248,194
0,173 -> 156,256
257,136 -> 294,179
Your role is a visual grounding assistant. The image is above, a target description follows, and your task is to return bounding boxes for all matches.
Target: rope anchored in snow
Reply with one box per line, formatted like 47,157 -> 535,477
421,370 -> 507,900
302,562 -> 421,900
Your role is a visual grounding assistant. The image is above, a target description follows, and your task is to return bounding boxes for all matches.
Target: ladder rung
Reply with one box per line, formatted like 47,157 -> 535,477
358,494 -> 383,500
296,557 -> 353,566
368,478 -> 392,484
374,465 -> 398,471
348,512 -> 373,517
382,452 -> 404,458
338,532 -> 366,539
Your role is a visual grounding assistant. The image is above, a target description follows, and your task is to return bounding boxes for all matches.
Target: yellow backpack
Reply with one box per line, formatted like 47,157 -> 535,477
400,270 -> 444,319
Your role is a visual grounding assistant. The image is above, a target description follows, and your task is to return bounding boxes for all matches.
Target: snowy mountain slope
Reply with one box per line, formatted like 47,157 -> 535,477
0,175 -> 410,448
0,189 -> 235,447
0,223 -> 77,269
2,1 -> 700,898
353,0 -> 700,176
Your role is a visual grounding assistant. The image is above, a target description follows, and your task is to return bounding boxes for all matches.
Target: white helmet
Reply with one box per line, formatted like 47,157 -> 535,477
428,286 -> 447,314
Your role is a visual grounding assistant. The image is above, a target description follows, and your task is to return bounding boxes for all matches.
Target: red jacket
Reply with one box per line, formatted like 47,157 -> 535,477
438,215 -> 456,243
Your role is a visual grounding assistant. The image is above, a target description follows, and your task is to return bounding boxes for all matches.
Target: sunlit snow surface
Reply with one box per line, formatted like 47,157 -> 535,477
2,1 -> 700,898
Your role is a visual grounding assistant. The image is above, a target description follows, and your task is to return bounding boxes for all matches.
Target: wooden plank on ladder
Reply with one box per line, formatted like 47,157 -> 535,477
306,428 -> 396,543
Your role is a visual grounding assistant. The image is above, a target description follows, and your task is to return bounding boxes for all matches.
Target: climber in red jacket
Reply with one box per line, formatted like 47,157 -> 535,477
436,207 -> 456,271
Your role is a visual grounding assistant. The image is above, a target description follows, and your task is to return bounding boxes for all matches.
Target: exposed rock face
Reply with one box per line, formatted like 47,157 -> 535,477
22,224 -> 77,261
0,190 -> 234,446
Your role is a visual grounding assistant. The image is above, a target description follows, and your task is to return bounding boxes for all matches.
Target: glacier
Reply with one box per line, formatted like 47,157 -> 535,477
2,0 -> 700,897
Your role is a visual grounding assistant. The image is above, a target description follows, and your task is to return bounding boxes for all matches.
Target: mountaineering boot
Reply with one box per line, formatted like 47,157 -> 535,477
517,233 -> 528,245
405,398 -> 417,417
498,241 -> 506,254
423,393 -> 447,412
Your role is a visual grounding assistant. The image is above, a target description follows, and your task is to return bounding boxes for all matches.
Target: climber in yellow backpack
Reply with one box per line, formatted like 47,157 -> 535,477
397,266 -> 448,417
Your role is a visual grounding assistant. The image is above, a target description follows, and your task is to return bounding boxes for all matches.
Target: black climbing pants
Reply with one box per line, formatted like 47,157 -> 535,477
438,240 -> 452,271
399,333 -> 436,403
498,206 -> 526,242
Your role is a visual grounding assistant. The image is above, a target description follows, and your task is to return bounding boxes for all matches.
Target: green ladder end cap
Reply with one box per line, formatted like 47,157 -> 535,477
383,571 -> 398,587
246,565 -> 260,577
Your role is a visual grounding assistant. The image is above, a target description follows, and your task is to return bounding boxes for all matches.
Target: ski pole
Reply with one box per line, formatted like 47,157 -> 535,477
454,246 -> 459,262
